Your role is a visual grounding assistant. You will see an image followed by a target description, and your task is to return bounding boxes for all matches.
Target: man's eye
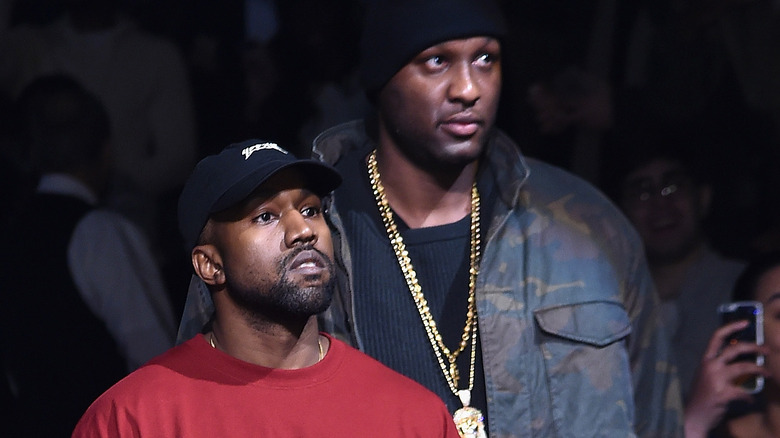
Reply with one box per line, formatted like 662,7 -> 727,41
424,55 -> 446,69
254,212 -> 273,223
475,52 -> 496,66
301,206 -> 321,218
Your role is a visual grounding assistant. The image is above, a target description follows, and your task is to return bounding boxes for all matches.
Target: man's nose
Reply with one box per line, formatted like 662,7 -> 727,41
283,212 -> 316,247
448,63 -> 480,105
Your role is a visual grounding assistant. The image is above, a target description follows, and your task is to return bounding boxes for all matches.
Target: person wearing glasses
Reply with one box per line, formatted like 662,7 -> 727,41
604,124 -> 747,401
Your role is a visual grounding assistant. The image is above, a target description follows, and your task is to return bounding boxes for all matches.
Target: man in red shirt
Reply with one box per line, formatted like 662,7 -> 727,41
72,139 -> 460,437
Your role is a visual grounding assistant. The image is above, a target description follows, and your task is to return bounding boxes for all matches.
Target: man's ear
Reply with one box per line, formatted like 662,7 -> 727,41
192,245 -> 225,286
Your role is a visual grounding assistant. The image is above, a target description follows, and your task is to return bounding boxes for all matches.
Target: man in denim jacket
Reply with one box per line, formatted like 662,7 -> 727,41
314,0 -> 682,436
179,0 -> 683,436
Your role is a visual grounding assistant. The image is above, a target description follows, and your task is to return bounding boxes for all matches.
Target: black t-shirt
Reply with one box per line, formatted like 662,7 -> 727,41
334,146 -> 495,426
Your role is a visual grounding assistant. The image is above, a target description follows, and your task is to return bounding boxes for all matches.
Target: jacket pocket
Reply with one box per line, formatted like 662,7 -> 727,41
533,300 -> 636,437
534,300 -> 631,347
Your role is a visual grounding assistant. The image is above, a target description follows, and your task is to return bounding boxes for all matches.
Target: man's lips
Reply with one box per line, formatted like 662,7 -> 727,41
647,214 -> 681,233
440,114 -> 482,137
287,249 -> 328,275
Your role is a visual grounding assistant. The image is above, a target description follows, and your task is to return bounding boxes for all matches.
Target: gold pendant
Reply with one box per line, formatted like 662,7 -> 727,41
454,390 -> 486,438
454,406 -> 486,438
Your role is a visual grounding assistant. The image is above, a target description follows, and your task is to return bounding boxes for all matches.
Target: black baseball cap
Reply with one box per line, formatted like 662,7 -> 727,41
177,139 -> 342,249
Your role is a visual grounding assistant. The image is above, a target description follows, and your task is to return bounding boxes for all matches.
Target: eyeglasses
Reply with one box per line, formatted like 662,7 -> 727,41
621,174 -> 691,205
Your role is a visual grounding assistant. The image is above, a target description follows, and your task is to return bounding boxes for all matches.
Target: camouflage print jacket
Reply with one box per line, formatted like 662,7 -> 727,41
313,120 -> 684,438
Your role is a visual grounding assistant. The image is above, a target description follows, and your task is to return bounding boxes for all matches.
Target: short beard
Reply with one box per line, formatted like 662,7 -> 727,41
226,247 -> 336,324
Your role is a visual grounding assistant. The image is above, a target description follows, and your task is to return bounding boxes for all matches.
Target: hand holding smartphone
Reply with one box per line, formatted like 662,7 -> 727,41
717,301 -> 765,394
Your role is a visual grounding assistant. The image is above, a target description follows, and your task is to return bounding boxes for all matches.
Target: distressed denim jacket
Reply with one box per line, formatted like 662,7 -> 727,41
312,120 -> 684,438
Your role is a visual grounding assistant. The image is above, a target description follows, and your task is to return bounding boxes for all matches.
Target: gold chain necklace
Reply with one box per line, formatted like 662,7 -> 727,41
367,149 -> 486,438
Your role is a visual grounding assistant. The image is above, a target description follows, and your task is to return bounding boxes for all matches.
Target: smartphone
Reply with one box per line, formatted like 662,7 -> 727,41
717,301 -> 765,394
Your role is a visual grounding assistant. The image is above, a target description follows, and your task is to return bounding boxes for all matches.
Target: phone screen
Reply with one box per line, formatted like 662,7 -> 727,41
718,301 -> 765,394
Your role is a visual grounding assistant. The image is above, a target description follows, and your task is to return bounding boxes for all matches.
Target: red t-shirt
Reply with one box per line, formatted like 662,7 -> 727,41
73,333 -> 460,437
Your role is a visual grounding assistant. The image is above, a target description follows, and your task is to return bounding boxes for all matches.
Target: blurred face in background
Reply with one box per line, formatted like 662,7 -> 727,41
619,158 -> 711,265
752,266 -> 780,385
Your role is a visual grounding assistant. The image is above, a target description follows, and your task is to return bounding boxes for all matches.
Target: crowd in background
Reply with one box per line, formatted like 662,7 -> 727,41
3,0 -> 779,278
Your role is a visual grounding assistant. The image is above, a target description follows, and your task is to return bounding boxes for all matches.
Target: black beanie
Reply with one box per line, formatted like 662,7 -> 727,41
359,0 -> 506,101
